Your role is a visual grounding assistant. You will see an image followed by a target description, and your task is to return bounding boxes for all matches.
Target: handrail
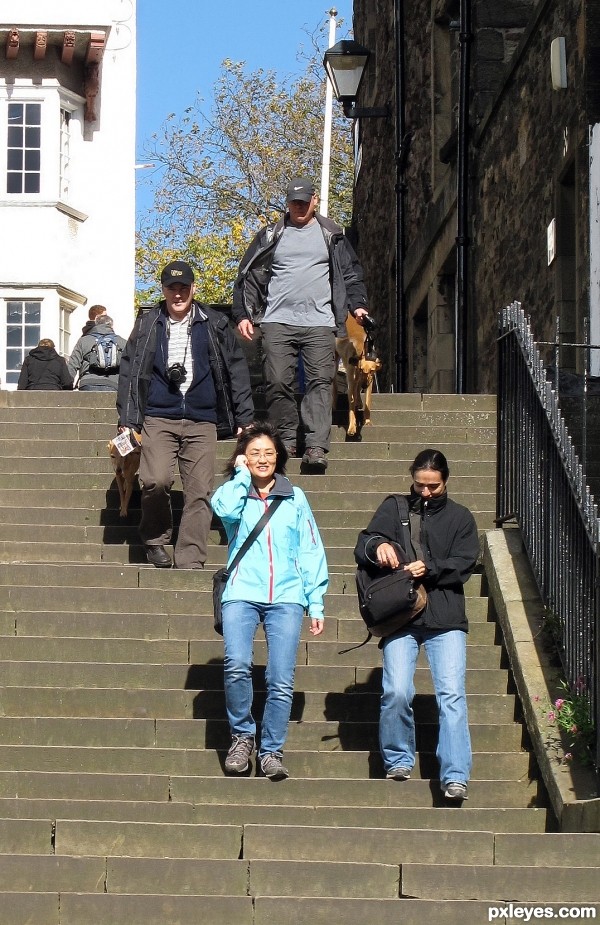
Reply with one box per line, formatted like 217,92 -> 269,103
497,301 -> 599,771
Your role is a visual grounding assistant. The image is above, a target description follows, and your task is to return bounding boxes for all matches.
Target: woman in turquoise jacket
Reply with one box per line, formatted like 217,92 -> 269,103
211,421 -> 328,780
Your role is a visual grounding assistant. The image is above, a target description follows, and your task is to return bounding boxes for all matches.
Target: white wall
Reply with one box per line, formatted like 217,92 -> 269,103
0,0 -> 136,386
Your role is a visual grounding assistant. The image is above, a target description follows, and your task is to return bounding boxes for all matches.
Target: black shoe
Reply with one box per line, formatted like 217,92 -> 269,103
302,447 -> 328,470
144,545 -> 172,568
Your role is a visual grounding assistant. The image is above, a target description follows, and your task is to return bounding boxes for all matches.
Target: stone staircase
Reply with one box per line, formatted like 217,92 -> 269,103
0,389 -> 598,924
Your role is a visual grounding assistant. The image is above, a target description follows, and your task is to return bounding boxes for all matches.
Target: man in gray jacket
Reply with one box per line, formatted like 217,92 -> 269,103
68,314 -> 126,392
232,177 -> 369,470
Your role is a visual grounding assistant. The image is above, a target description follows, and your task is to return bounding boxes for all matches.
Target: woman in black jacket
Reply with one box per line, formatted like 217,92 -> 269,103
17,339 -> 73,391
354,448 -> 479,801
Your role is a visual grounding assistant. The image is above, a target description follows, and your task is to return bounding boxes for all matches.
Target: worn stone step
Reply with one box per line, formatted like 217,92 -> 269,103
0,466 -> 497,496
0,683 -> 516,723
0,771 -> 541,808
54,819 -> 243,859
170,777 -> 544,810
0,744 -> 530,780
0,817 -> 52,854
401,862 -> 600,901
0,420 -> 497,443
0,701 -> 525,751
0,455 -> 498,478
493,832 -> 600,867
0,650 -> 505,691
0,798 -> 550,832
0,487 -> 496,517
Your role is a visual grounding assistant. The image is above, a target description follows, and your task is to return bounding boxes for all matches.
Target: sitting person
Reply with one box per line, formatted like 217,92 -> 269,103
68,314 -> 126,391
17,339 -> 73,391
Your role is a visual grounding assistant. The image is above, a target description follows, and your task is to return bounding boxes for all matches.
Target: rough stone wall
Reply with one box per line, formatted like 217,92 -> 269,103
473,0 -> 588,391
352,0 -> 591,394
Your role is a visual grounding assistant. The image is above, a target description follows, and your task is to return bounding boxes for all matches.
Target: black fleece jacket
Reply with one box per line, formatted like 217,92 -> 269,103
354,490 -> 479,632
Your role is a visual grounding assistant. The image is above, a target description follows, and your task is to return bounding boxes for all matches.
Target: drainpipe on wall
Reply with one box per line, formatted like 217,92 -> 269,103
394,0 -> 409,392
455,0 -> 472,393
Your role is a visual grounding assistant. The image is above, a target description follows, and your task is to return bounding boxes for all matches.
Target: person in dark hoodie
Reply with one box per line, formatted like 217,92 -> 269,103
354,448 -> 479,802
68,314 -> 126,392
17,339 -> 73,391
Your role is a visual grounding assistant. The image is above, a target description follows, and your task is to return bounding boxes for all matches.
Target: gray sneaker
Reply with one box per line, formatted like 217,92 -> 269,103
224,735 -> 254,773
444,781 -> 468,800
260,752 -> 289,780
386,766 -> 411,780
302,447 -> 328,470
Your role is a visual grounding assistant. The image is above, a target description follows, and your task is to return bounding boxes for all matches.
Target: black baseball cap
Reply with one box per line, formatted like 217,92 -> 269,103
286,177 -> 315,203
160,260 -> 195,287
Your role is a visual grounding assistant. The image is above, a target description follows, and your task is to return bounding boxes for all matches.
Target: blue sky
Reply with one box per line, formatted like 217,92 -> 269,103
135,0 -> 353,219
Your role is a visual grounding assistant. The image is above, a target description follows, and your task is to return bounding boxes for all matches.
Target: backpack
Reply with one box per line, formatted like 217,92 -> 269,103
88,333 -> 121,374
343,495 -> 427,652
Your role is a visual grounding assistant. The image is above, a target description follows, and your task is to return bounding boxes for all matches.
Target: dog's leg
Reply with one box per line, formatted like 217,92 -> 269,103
347,363 -> 358,437
121,477 -> 134,518
363,373 -> 374,426
114,469 -> 128,518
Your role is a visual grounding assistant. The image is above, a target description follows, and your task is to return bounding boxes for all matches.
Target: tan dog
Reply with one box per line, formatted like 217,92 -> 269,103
335,313 -> 382,437
108,431 -> 142,517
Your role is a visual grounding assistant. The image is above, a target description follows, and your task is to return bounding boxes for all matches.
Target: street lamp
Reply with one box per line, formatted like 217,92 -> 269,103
323,40 -> 390,119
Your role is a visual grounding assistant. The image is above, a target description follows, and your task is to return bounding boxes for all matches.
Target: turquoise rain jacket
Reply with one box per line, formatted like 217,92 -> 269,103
211,466 -> 328,619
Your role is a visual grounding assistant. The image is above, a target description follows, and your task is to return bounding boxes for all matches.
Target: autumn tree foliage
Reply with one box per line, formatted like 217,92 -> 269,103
136,42 -> 354,306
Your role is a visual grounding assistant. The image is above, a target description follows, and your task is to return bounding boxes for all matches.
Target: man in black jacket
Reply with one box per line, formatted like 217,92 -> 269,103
117,260 -> 254,569
232,177 -> 369,469
354,448 -> 479,801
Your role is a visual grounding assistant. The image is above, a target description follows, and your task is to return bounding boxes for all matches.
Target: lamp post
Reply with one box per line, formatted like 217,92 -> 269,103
320,8 -> 338,218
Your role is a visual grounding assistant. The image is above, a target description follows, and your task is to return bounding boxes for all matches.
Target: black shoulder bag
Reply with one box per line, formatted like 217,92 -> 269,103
342,495 -> 428,652
212,497 -> 284,635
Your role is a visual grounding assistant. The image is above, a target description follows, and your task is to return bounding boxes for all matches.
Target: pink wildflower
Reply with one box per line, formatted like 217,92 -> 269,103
554,698 -> 565,710
563,752 -> 573,762
570,724 -> 578,734
533,695 -> 540,702
547,711 -> 556,722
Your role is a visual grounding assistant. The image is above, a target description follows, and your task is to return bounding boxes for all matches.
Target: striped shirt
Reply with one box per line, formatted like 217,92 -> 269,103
167,311 -> 193,396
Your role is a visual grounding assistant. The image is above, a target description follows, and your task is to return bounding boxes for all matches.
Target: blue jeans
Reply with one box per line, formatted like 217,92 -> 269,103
380,627 -> 471,785
222,601 -> 304,756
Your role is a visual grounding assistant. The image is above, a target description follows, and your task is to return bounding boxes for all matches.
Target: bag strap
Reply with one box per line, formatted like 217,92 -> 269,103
225,496 -> 284,575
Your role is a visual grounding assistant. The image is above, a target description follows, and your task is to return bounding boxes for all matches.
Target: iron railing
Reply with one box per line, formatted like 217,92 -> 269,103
497,301 -> 600,770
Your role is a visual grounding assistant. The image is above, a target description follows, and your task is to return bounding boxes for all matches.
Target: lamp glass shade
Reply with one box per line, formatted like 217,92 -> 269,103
323,40 -> 370,103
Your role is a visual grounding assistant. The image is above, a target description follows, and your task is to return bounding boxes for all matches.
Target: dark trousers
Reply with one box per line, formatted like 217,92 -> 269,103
139,416 -> 217,568
261,323 -> 336,451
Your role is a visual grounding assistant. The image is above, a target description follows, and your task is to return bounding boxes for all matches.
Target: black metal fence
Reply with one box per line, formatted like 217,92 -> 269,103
497,302 -> 600,769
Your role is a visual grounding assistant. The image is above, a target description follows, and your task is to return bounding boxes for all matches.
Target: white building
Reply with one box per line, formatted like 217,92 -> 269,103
0,0 -> 136,387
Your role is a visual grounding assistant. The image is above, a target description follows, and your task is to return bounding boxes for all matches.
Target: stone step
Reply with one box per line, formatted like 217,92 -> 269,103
0,563 -> 485,595
0,390 -> 496,411
0,797 -> 549,832
0,741 -> 530,780
0,769 -> 541,808
401,862 -> 599,902
0,470 -> 497,495
0,487 -> 497,515
0,649 -> 505,691
3,894 -> 592,925
0,455 -> 498,477
0,853 -> 400,899
0,403 -> 496,427
0,701 -> 524,751
0,420 -> 497,443
0,437 -> 498,462
0,610 -> 495,644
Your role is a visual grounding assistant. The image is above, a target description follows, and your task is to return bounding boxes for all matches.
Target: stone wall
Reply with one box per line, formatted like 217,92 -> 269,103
352,0 -> 592,393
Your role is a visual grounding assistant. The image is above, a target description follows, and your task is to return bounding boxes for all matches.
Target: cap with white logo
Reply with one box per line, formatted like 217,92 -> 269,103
286,177 -> 315,203
160,260 -> 195,287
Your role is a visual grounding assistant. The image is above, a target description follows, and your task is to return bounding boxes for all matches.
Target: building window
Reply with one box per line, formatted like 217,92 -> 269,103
6,300 -> 41,384
6,102 -> 41,194
59,107 -> 71,200
59,301 -> 72,356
